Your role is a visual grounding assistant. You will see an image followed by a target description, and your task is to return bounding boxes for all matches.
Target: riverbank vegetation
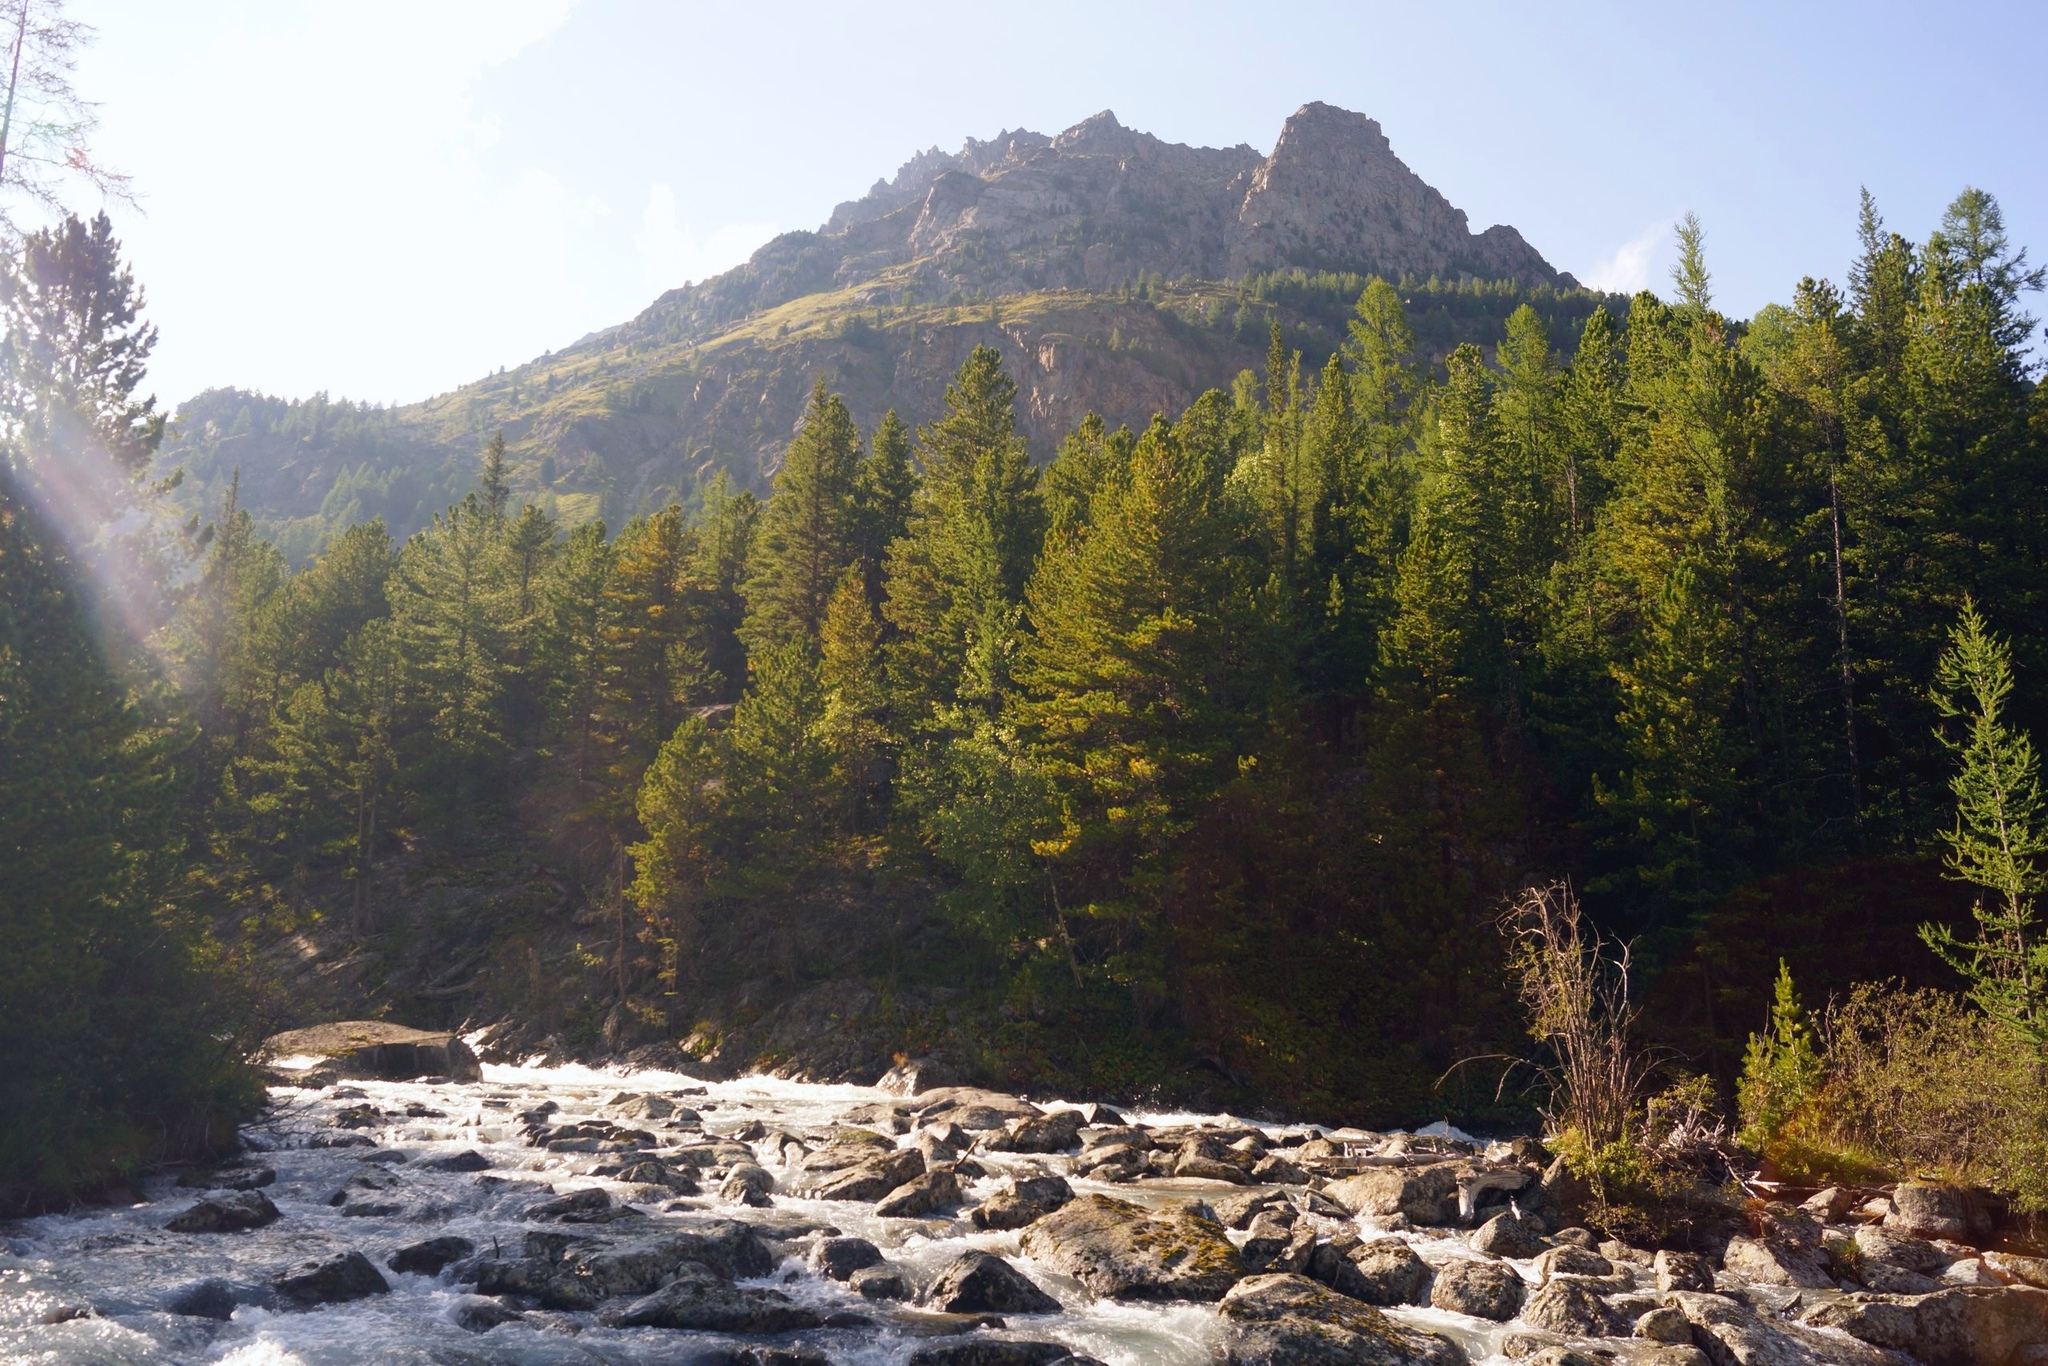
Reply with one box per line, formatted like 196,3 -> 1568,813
7,179 -> 2048,1212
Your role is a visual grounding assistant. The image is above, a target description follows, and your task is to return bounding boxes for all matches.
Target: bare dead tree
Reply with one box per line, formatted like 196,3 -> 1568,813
1500,881 -> 1656,1147
0,0 -> 131,236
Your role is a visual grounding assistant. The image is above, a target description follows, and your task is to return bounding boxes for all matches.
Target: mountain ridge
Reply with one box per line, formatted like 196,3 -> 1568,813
159,103 -> 1602,556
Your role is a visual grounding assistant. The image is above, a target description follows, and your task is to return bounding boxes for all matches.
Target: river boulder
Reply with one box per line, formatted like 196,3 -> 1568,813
972,1174 -> 1074,1230
273,1250 -> 391,1307
262,1020 -> 481,1083
1021,1193 -> 1244,1301
166,1190 -> 279,1233
1219,1273 -> 1467,1366
1805,1285 -> 2048,1366
1429,1258 -> 1523,1320
924,1249 -> 1062,1314
598,1262 -> 824,1332
1322,1163 -> 1461,1226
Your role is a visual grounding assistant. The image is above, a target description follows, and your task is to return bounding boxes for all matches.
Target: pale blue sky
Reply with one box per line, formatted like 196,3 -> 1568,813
67,0 -> 2048,406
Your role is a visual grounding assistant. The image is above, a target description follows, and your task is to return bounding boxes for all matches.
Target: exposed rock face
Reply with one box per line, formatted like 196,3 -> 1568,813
1805,1285 -> 2048,1366
263,1020 -> 481,1083
1218,1273 -> 1468,1366
1020,1193 -> 1244,1301
1673,1290 -> 1910,1366
1323,1163 -> 1461,1226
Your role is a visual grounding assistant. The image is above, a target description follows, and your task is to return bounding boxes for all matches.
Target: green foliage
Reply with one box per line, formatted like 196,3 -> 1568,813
1737,960 -> 1823,1154
1921,602 -> 2048,1044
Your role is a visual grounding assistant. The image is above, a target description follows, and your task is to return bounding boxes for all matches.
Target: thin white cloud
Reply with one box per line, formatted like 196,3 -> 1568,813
634,183 -> 776,291
1581,220 -> 1672,295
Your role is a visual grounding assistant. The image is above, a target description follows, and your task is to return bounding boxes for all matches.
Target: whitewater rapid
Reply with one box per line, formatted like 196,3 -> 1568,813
0,1059 -> 1512,1365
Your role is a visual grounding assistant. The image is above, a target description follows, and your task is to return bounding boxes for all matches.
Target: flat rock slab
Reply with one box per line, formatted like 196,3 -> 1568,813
263,1020 -> 481,1082
1021,1193 -> 1244,1302
1220,1272 -> 1467,1366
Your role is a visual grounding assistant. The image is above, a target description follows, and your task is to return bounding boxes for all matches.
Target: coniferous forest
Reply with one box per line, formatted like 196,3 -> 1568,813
9,181 -> 2048,1219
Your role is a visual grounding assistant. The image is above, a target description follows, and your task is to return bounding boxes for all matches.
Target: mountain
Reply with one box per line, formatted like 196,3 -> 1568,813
160,103 -> 1609,555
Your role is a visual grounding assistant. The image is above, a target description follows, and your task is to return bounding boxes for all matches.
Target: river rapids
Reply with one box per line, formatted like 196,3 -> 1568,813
0,1059 -> 1618,1365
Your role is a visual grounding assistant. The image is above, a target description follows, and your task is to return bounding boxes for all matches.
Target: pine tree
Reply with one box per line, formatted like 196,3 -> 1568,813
883,346 -> 1042,723
545,518 -> 613,784
387,493 -> 508,782
741,378 -> 862,652
600,506 -> 703,785
1921,603 -> 2048,1045
479,428 -> 512,524
852,407 -> 916,586
820,568 -> 888,827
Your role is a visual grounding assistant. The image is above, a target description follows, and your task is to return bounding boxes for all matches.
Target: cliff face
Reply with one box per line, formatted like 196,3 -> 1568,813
162,104 -> 1586,542
606,102 -> 1568,355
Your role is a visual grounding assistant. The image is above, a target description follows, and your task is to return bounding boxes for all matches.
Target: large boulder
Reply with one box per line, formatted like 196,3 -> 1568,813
1521,1276 -> 1630,1337
1218,1273 -> 1468,1366
1428,1258 -> 1524,1321
980,1109 -> 1085,1154
1655,1250 -> 1716,1293
877,1055 -> 959,1097
910,1088 -> 1042,1132
1322,1164 -> 1461,1226
598,1263 -> 824,1333
166,1191 -> 279,1233
924,1250 -> 1061,1315
972,1175 -> 1074,1230
1805,1285 -> 2048,1366
273,1251 -> 391,1307
262,1020 -> 481,1082
796,1145 -> 925,1201
1673,1291 -> 1912,1366
387,1236 -> 475,1276
877,1165 -> 965,1218
1722,1208 -> 1834,1291
1471,1210 -> 1548,1259
907,1344 -> 1093,1366
1884,1183 -> 1970,1243
1344,1239 -> 1434,1306
1021,1193 -> 1244,1302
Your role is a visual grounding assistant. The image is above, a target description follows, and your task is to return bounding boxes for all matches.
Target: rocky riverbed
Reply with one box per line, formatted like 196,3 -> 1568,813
1,1056 -> 2043,1365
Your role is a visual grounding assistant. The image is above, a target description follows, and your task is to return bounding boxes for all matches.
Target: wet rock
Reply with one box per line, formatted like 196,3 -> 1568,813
417,1149 -> 491,1173
911,1088 -> 1042,1132
598,1262 -> 825,1332
611,1157 -> 701,1194
1074,1143 -> 1146,1181
606,1092 -> 678,1121
389,1235 -> 476,1276
1472,1210 -> 1549,1259
851,1264 -> 910,1300
1428,1258 -> 1524,1320
163,1277 -> 276,1319
721,1163 -> 776,1206
449,1295 -> 524,1332
1520,1351 -> 1602,1366
1022,1193 -> 1245,1302
527,1186 -> 627,1222
907,1342 -> 1091,1366
1322,1163 -> 1460,1226
1219,1272 -> 1468,1366
924,1249 -> 1062,1314
1805,1285 -> 2048,1366
166,1190 -> 280,1233
632,1221 -> 777,1281
1674,1290 -> 1908,1366
1656,1249 -> 1716,1292
972,1174 -> 1074,1230
982,1108 -> 1085,1154
1242,1152 -> 1300,1184
800,1145 -> 926,1201
177,1164 -> 275,1190
1886,1182 -> 1969,1242
1213,1189 -> 1290,1230
1639,1350 -> 1712,1366
1344,1239 -> 1433,1306
841,1101 -> 915,1134
878,1165 -> 965,1218
273,1250 -> 392,1307
816,1236 -> 884,1280
1242,1211 -> 1296,1271
878,1055 -> 959,1097
1533,1244 -> 1612,1281
1521,1276 -> 1630,1337
1637,1305 -> 1692,1342
263,1020 -> 482,1082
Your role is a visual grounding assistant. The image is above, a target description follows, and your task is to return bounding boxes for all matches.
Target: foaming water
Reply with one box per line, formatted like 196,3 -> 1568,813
0,1061 -> 1534,1365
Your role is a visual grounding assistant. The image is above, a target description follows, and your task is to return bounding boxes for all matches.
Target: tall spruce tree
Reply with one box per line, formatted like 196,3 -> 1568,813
741,379 -> 862,653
